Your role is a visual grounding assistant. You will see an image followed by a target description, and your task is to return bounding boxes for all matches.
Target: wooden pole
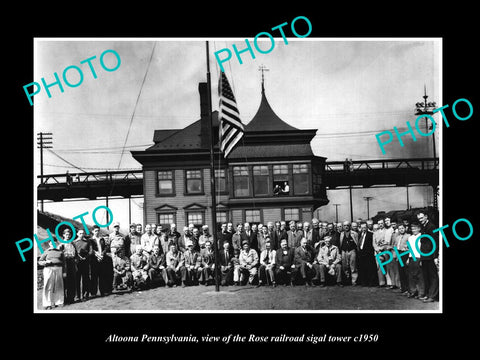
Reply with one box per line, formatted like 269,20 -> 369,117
206,41 -> 220,292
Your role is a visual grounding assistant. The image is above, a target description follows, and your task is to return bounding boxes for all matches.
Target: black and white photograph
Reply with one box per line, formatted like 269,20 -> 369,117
33,38 -> 442,312
8,5 -> 480,354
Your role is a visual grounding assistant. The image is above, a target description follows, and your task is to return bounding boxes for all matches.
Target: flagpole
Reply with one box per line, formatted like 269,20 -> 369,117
206,40 -> 220,292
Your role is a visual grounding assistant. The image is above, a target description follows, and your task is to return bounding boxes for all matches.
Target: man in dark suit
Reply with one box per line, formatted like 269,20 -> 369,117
339,221 -> 359,286
357,222 -> 378,287
276,221 -> 288,245
267,222 -> 278,250
275,239 -> 295,285
89,225 -> 108,296
218,223 -> 234,255
417,210 -> 439,303
241,222 -> 258,252
294,238 -> 316,286
218,241 -> 233,286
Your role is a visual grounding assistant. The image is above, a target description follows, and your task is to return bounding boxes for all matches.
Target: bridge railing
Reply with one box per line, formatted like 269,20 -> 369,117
38,169 -> 143,185
325,157 -> 439,172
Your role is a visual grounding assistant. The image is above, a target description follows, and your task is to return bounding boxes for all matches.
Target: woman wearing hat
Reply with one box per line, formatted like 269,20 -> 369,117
39,238 -> 65,309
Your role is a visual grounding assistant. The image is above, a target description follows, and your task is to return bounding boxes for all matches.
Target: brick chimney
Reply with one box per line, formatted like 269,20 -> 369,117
199,82 -> 210,149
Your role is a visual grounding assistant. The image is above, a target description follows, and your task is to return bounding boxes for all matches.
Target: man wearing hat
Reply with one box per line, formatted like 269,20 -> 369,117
238,240 -> 259,285
313,235 -> 342,287
109,222 -> 125,258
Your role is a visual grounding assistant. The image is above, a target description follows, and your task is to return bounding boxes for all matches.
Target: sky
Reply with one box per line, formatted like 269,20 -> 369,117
34,38 -> 441,230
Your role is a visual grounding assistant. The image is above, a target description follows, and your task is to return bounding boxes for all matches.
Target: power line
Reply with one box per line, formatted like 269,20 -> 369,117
46,149 -> 87,173
43,163 -> 141,171
117,41 -> 157,169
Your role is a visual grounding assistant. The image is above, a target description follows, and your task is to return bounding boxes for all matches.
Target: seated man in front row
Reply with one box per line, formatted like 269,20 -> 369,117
165,243 -> 184,287
294,237 -> 316,286
274,239 -> 296,286
258,240 -> 276,287
182,240 -> 200,286
145,245 -> 168,288
238,240 -> 259,285
112,247 -> 133,291
198,240 -> 215,285
218,241 -> 234,286
313,236 -> 343,287
130,245 -> 149,290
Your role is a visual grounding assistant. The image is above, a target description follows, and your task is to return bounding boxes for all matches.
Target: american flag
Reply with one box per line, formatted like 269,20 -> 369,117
218,71 -> 244,157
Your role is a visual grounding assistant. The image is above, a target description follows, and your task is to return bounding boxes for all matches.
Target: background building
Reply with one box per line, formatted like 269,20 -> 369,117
131,82 -> 328,230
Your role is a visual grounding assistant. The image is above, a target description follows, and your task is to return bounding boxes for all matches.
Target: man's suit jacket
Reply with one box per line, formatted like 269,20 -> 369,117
257,233 -> 271,253
275,247 -> 295,268
294,246 -> 314,266
420,220 -> 439,260
287,230 -> 303,249
200,248 -> 215,267
357,231 -> 374,257
218,249 -> 232,267
339,231 -> 359,250
267,229 -> 278,249
241,231 -> 258,250
276,229 -> 288,242
218,231 -> 233,248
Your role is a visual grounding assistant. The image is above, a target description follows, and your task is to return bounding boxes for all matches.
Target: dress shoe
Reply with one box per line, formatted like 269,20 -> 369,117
423,297 -> 435,303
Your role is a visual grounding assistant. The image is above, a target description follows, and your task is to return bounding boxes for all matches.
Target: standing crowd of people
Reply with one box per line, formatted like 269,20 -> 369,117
38,210 -> 439,309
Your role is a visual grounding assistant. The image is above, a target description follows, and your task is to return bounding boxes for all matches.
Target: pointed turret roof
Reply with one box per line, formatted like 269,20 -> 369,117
245,88 -> 299,132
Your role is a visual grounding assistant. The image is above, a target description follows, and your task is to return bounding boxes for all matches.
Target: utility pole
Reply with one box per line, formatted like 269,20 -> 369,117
415,86 -> 438,210
349,186 -> 354,222
332,204 -> 341,223
363,196 -> 373,219
37,132 -> 52,212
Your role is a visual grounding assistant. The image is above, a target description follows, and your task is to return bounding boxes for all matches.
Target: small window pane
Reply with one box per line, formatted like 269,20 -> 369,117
187,212 -> 203,225
234,176 -> 250,197
284,208 -> 299,221
246,210 -> 261,223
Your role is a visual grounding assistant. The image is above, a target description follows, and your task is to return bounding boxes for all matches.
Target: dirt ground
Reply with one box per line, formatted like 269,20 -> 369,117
37,284 -> 439,311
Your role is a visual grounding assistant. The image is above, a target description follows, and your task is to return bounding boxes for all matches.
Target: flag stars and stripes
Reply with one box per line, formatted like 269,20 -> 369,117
219,71 -> 244,157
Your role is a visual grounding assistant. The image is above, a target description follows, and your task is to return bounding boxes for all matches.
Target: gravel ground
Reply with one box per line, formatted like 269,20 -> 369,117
37,284 -> 439,311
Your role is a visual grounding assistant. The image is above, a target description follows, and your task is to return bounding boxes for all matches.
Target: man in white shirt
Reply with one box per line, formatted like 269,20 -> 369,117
140,224 -> 158,258
258,241 -> 276,287
373,219 -> 387,287
384,217 -> 399,289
